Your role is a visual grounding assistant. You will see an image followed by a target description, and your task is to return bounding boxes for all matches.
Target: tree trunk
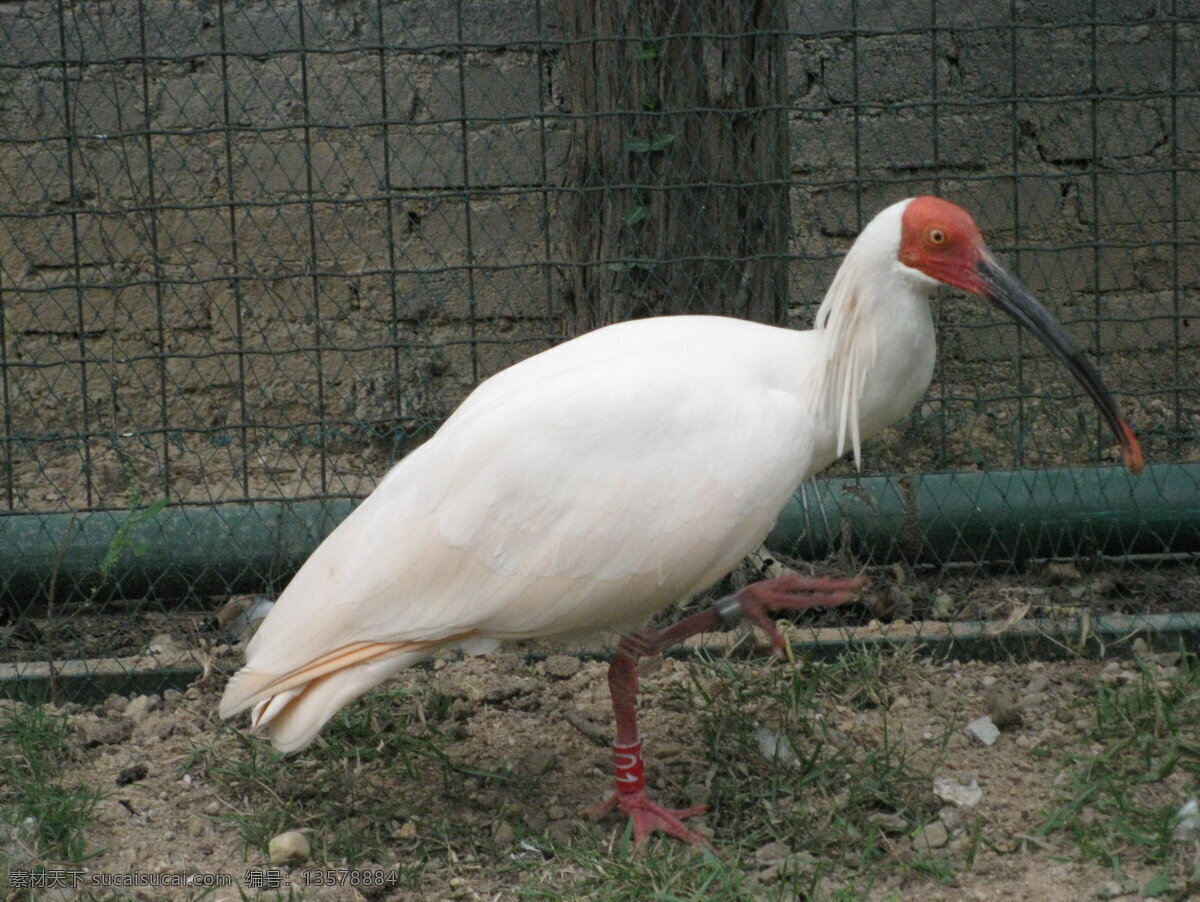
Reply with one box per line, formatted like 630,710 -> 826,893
555,0 -> 790,334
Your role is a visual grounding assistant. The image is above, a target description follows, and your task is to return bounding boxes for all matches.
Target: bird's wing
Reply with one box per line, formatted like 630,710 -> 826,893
223,318 -> 819,717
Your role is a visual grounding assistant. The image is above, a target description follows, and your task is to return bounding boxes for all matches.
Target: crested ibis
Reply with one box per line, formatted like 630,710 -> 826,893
220,196 -> 1143,844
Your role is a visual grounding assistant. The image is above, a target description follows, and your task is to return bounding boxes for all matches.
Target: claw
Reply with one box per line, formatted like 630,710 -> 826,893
736,573 -> 867,659
585,789 -> 710,846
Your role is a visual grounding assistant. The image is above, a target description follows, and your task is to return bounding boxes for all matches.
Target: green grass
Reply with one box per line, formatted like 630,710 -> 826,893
684,649 -> 947,866
197,648 -> 956,901
0,701 -> 102,886
511,647 -> 955,901
1039,652 -> 1200,895
197,682 -> 540,890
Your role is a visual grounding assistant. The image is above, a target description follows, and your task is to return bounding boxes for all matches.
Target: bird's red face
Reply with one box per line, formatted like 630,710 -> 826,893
898,196 -> 990,294
898,196 -> 1144,476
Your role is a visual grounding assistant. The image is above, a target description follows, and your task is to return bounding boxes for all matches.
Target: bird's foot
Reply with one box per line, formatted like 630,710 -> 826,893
583,789 -> 710,845
735,572 -> 866,658
583,737 -> 711,845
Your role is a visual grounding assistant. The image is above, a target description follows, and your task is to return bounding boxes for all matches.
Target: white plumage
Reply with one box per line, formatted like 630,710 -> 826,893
221,196 -> 1140,790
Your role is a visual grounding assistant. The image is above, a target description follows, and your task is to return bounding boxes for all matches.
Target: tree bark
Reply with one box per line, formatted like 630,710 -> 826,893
555,0 -> 790,334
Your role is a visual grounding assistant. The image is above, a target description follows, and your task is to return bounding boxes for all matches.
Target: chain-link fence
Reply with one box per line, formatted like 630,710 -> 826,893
1,0 -> 1197,697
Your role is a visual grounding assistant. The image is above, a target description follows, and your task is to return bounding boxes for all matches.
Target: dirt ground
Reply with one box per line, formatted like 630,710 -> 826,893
4,563 -> 1199,902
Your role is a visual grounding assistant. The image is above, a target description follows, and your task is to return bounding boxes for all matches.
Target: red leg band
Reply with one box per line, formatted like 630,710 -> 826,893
612,739 -> 646,794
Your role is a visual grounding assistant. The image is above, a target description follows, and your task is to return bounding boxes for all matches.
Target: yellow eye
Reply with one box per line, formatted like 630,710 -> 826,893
929,228 -> 946,245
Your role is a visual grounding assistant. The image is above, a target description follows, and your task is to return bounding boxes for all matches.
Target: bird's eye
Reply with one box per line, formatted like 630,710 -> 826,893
928,228 -> 946,245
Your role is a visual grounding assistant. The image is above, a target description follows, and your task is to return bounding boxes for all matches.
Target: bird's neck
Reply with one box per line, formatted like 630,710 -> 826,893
809,260 -> 937,469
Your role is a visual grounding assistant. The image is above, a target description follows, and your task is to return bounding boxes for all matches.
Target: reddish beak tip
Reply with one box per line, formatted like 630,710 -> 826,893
1120,420 -> 1145,475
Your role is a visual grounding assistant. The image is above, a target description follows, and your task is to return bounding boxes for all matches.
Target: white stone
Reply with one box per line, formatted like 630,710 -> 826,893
963,716 -> 1000,747
268,830 -> 310,864
933,776 -> 984,808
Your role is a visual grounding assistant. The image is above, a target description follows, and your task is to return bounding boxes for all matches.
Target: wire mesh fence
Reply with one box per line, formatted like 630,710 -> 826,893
0,0 -> 1197,699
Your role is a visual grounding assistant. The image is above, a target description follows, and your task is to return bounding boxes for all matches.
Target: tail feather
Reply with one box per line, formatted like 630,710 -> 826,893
219,639 -> 425,721
249,650 -> 431,753
221,630 -> 495,753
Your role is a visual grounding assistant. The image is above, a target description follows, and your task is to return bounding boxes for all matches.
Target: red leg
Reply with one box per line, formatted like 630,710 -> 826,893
584,572 -> 865,844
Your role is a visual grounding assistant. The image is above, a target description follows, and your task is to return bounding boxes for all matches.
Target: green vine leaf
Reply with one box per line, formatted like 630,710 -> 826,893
623,133 -> 677,154
623,206 -> 650,226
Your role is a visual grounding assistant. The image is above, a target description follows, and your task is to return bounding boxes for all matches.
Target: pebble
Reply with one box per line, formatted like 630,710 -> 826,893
146,632 -> 185,656
1171,798 -> 1200,841
268,830 -> 310,864
654,740 -> 684,759
756,726 -> 801,767
754,840 -> 792,864
1026,672 -> 1051,694
933,776 -> 983,808
393,821 -> 418,840
866,811 -> 909,834
963,715 -> 1000,747
911,821 -> 950,852
492,820 -> 516,844
543,655 -> 581,679
75,713 -> 133,747
123,694 -> 158,724
985,688 -> 1023,729
1043,561 -> 1082,583
931,592 -> 955,619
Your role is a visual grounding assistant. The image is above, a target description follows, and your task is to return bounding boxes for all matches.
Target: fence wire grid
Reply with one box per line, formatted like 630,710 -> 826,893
0,0 -> 1198,694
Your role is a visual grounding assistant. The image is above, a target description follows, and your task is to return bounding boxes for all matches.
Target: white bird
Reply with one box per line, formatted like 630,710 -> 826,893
221,196 -> 1143,844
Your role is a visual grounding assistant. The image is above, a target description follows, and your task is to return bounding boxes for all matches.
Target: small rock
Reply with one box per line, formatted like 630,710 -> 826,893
756,726 -> 801,767
134,711 -> 176,742
754,840 -> 792,864
116,763 -> 148,786
1172,798 -> 1200,841
146,633 -> 185,656
268,830 -> 310,864
493,653 -> 528,675
1020,692 -> 1049,711
963,716 -> 1000,747
524,749 -> 558,775
866,811 -> 909,834
393,820 -> 417,840
186,813 -> 211,838
931,592 -> 955,620
75,713 -> 133,747
1043,561 -> 1082,583
911,821 -> 950,853
654,740 -> 684,759
123,694 -> 158,724
546,819 -> 582,844
985,688 -> 1023,729
473,676 -> 534,703
937,805 -> 969,832
543,655 -> 581,679
933,776 -> 983,808
493,820 -> 516,845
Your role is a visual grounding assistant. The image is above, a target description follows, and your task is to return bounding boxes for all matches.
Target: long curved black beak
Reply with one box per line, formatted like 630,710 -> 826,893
976,257 -> 1144,475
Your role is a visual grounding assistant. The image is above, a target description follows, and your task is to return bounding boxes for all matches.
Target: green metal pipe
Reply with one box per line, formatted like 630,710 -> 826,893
0,463 -> 1195,608
768,461 -> 1200,566
0,499 -> 357,607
